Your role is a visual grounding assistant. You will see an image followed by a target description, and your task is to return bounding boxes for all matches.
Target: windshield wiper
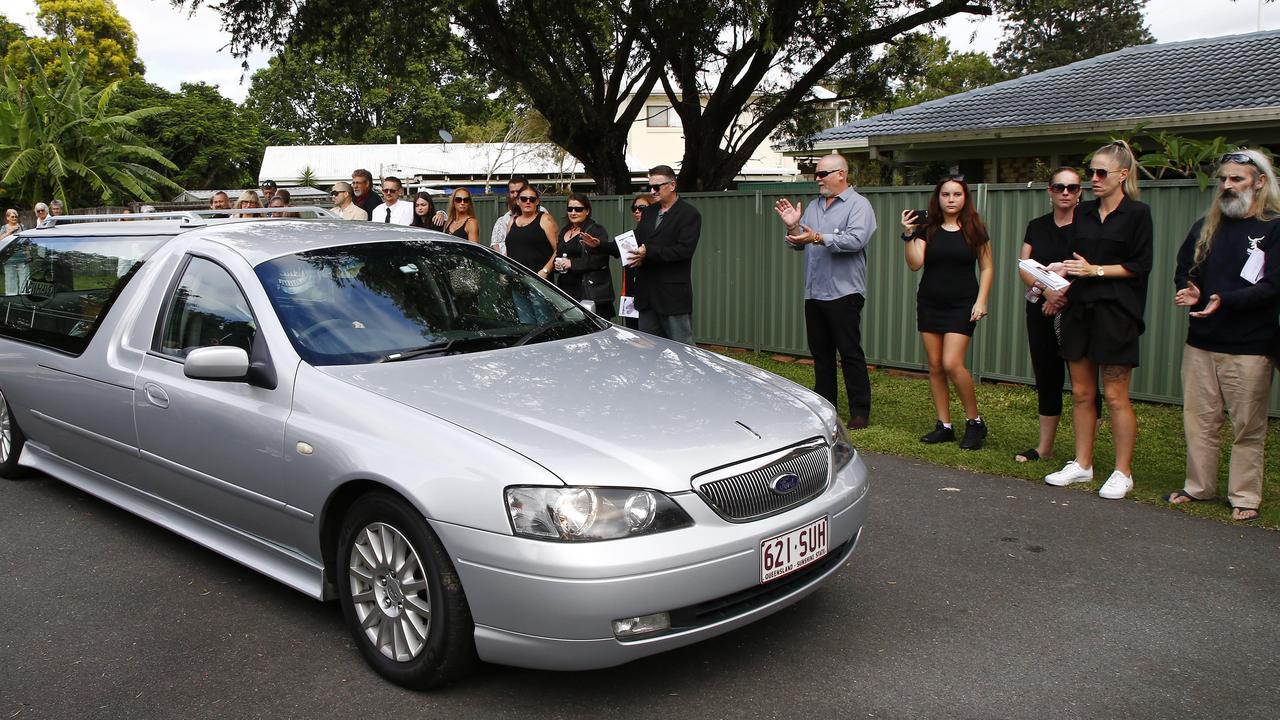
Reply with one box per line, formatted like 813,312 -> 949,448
380,332 -> 521,362
513,306 -> 583,347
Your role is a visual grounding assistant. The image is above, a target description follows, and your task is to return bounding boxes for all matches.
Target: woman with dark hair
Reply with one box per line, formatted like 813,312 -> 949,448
410,192 -> 437,229
505,185 -> 558,278
901,176 -> 994,450
444,188 -> 480,243
1044,140 -> 1152,500
553,192 -> 615,317
1015,167 -> 1093,463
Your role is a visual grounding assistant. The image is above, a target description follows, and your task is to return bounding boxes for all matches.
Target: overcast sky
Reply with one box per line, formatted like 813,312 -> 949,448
6,0 -> 1279,103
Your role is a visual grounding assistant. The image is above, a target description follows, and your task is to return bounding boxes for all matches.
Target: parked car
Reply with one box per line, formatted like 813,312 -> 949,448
0,212 -> 870,688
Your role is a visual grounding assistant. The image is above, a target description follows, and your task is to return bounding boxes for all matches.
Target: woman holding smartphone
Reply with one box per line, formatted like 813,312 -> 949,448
1044,140 -> 1153,500
554,193 -> 615,317
901,176 -> 994,450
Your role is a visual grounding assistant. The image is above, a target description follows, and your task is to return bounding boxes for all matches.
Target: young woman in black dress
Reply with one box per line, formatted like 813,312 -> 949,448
1044,140 -> 1153,500
505,185 -> 558,279
902,177 -> 994,450
444,188 -> 480,243
553,192 -> 615,317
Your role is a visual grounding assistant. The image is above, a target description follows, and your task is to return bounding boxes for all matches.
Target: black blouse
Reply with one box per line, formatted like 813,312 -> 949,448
1068,195 -> 1153,325
1023,212 -> 1075,266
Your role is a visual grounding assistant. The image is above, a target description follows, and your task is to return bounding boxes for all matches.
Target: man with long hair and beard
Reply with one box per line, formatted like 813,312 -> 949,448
1170,149 -> 1280,522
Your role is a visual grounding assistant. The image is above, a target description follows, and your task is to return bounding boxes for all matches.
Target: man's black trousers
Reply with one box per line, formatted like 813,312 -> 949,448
804,293 -> 870,418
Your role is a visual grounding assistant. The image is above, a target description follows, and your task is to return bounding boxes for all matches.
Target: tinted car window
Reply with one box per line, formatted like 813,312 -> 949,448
256,241 -> 602,365
159,256 -> 257,359
0,234 -> 165,354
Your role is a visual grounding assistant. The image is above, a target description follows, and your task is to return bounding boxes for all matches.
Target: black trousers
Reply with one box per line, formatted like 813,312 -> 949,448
805,293 -> 870,417
1026,303 -> 1102,417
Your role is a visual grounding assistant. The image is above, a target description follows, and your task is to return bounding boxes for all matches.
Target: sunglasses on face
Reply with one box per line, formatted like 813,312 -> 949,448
631,205 -> 646,212
647,180 -> 673,192
814,169 -> 842,179
330,191 -> 346,197
454,197 -> 471,204
517,195 -> 538,203
1086,168 -> 1113,179
566,206 -> 587,213
1050,183 -> 1081,193
382,187 -> 400,193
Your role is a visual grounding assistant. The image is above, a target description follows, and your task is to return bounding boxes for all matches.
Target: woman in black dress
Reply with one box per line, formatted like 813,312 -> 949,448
1015,167 -> 1086,463
505,185 -> 558,279
902,177 -> 994,450
553,193 -> 615,317
1043,140 -> 1152,501
444,188 -> 480,243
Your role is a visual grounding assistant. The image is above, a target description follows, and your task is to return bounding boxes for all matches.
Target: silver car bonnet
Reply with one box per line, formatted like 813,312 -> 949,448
316,327 -> 828,493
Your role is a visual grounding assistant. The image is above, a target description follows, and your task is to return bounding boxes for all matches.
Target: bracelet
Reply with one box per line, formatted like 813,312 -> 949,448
901,233 -> 914,242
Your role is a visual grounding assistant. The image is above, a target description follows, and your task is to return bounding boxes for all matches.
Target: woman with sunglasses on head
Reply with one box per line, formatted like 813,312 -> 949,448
901,176 -> 994,450
409,192 -> 437,229
443,189 -> 480,243
553,193 -> 615,317
1015,167 -> 1101,463
505,185 -> 558,279
1044,140 -> 1153,500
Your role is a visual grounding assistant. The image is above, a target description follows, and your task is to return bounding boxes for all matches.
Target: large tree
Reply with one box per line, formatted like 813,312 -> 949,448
0,47 -> 180,207
993,0 -> 1154,76
3,0 -> 144,86
878,33 -> 1008,111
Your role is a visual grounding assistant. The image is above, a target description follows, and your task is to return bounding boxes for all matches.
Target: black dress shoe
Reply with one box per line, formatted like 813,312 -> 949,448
958,418 -> 988,450
848,415 -> 869,430
919,421 -> 955,444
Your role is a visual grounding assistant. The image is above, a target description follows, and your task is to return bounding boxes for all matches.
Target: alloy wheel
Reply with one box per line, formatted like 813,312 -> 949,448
347,522 -> 432,662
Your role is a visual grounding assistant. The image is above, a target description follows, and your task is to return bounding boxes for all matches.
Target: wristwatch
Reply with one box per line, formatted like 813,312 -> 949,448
1095,265 -> 1105,277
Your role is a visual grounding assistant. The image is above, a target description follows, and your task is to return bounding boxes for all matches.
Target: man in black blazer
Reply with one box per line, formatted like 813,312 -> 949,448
628,165 -> 701,344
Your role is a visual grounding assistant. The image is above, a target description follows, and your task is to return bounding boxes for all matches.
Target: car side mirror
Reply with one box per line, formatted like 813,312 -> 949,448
579,299 -> 597,315
184,346 -> 250,381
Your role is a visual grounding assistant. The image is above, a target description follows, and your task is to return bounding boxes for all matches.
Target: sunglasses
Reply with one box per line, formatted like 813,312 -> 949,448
631,205 -> 646,212
647,180 -> 673,192
1221,151 -> 1257,167
330,191 -> 346,197
1085,168 -> 1113,179
814,169 -> 842,179
1050,183 -> 1081,193
454,197 -> 471,204
382,187 -> 400,193
566,205 -> 587,213
517,195 -> 538,203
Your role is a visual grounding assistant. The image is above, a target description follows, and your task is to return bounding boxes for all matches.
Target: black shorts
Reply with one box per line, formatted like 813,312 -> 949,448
1058,301 -> 1141,367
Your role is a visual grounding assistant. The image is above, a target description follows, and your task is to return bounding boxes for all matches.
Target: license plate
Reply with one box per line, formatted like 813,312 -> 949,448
760,515 -> 828,583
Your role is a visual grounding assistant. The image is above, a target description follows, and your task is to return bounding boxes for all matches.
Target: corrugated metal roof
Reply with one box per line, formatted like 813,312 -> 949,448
810,30 -> 1280,144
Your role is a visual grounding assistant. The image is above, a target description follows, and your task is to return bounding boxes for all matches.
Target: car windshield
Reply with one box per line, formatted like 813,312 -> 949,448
256,240 -> 604,365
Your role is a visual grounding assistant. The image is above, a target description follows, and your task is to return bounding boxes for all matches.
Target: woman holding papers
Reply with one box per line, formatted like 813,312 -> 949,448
1043,141 -> 1153,500
554,193 -> 615,318
901,176 -> 994,450
1016,168 -> 1089,464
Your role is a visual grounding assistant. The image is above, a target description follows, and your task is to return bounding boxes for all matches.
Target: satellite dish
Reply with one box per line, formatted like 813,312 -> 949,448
438,130 -> 453,143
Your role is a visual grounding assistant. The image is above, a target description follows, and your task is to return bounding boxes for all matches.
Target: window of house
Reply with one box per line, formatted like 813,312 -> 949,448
646,105 -> 681,128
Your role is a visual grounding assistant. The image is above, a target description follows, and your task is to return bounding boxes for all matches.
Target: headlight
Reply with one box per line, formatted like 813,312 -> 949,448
831,418 -> 855,472
505,486 -> 694,541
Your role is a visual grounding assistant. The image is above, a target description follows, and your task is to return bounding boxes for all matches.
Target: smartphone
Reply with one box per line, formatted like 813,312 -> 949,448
910,209 -> 929,224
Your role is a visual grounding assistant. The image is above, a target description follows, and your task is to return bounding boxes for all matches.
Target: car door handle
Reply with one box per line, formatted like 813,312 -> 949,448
143,383 -> 169,409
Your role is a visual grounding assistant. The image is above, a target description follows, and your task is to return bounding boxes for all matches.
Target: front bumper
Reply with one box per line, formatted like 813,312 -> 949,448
430,452 -> 870,671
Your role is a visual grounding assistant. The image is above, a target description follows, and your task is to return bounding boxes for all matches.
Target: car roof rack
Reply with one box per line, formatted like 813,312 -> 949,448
35,206 -> 340,230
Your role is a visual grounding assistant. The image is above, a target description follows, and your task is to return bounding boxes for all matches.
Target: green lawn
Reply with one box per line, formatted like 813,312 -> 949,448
727,349 -> 1280,530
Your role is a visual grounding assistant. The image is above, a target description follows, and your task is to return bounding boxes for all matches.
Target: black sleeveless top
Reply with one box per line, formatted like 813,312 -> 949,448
507,212 -> 554,273
447,218 -> 471,241
918,228 -> 978,306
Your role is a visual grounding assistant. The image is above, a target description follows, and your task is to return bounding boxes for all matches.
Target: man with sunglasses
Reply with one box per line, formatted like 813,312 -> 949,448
370,176 -> 414,225
629,165 -> 701,344
329,181 -> 368,220
1169,149 -> 1280,522
773,153 -> 877,429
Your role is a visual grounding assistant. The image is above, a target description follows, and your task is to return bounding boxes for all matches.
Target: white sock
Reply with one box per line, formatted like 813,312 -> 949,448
941,422 -> 952,429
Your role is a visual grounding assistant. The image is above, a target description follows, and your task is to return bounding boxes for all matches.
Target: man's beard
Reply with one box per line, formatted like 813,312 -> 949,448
818,186 -> 832,198
1219,187 -> 1254,218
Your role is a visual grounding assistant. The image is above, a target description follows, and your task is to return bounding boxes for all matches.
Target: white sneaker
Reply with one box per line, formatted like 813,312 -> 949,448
1045,460 -> 1093,486
1098,470 -> 1134,500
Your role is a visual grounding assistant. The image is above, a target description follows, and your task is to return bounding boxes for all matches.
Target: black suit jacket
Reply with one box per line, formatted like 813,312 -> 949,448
634,197 -> 701,315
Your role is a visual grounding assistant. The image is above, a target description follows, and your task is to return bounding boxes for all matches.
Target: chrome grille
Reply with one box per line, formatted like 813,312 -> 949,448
694,441 -> 830,522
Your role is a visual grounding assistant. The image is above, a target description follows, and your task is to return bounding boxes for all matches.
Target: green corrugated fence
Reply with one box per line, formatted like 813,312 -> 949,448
468,180 -> 1280,415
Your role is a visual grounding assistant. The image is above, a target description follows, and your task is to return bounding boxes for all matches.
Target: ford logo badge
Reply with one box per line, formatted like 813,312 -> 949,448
769,473 -> 801,495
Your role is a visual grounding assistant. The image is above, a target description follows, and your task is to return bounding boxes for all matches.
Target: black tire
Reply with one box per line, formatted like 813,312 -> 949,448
0,385 -> 27,480
337,492 -> 477,689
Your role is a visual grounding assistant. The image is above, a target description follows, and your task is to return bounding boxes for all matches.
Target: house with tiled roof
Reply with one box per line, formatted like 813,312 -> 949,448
792,30 -> 1280,183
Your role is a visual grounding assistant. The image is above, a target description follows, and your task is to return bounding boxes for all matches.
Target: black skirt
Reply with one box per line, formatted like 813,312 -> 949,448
917,296 -> 976,336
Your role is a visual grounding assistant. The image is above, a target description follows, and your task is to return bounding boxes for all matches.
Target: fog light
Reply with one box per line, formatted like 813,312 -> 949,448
612,612 -> 672,638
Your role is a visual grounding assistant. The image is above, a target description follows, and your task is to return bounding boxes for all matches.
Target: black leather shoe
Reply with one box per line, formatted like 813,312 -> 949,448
919,421 -> 955,444
848,415 -> 869,430
959,418 -> 987,450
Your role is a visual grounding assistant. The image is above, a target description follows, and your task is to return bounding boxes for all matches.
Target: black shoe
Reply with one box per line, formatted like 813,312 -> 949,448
919,421 -> 955,444
959,418 -> 987,450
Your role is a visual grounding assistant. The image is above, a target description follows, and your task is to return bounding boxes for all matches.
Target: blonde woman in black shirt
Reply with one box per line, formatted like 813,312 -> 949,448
1044,141 -> 1153,500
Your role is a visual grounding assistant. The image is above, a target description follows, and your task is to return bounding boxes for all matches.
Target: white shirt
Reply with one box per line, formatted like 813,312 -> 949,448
371,201 -> 414,225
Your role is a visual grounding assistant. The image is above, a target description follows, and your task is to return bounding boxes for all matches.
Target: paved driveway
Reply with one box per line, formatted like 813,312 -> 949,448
2,452 -> 1277,719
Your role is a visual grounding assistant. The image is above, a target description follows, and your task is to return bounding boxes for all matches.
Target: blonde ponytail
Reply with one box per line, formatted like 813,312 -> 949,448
1094,140 -> 1141,200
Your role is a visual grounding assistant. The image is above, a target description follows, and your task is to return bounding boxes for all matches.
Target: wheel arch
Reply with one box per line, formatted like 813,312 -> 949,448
319,479 -> 424,599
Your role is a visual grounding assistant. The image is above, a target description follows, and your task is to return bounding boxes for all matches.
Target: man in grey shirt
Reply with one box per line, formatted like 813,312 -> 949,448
774,153 -> 877,429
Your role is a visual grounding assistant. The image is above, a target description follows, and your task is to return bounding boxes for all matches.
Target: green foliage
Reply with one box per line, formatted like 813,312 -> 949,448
877,34 -> 1009,112
295,166 -> 317,188
0,13 -> 30,56
0,44 -> 180,207
4,0 -> 144,86
1094,124 -> 1274,191
993,0 -> 1154,76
